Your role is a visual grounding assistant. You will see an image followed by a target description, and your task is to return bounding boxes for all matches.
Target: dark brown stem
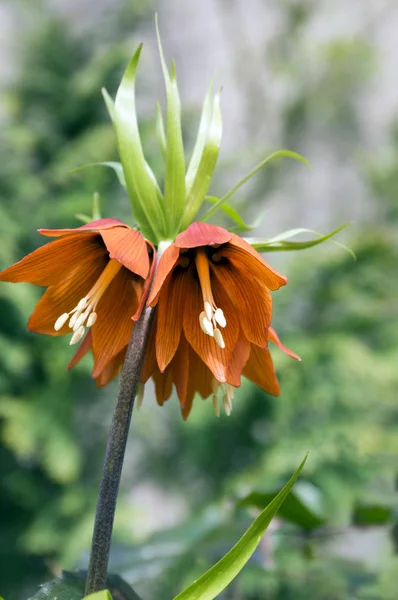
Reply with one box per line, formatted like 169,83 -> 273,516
85,305 -> 154,595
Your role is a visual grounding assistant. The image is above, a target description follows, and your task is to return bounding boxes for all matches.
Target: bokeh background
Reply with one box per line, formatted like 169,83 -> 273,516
1,0 -> 398,598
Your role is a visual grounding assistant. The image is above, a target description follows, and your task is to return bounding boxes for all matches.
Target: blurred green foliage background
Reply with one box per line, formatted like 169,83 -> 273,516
1,1 -> 398,599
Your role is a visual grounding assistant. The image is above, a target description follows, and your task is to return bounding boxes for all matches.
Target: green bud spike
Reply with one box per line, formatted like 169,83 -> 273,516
156,16 -> 186,237
114,44 -> 167,243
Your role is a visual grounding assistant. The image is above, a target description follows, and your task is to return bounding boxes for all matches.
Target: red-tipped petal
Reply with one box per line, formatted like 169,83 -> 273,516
175,222 -> 232,248
153,368 -> 173,406
133,242 -> 156,321
227,334 -> 251,387
147,244 -> 180,306
228,234 -> 287,290
171,337 -> 190,406
91,268 -> 139,377
39,218 -> 129,237
100,228 -> 149,279
67,330 -> 93,370
243,345 -> 280,396
0,234 -> 106,287
269,326 -> 301,361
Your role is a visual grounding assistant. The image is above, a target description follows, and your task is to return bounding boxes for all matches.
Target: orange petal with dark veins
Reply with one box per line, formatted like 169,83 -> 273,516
175,222 -> 232,248
91,268 -> 140,377
227,334 -> 251,387
100,228 -> 150,279
27,256 -> 106,335
243,345 -> 280,396
211,261 -> 271,348
228,235 -> 287,290
147,244 -> 180,306
0,234 -> 106,287
67,330 -> 93,370
269,326 -> 301,361
38,218 -> 129,237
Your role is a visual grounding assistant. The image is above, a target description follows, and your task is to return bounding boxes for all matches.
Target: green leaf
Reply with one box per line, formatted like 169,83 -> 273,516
353,503 -> 393,526
85,592 -> 112,600
156,16 -> 186,237
246,224 -> 355,257
70,161 -> 126,188
185,80 -> 214,195
102,87 -> 116,123
201,149 -> 309,222
156,102 -> 167,162
181,90 -> 223,229
238,488 -> 325,530
114,44 -> 166,242
172,453 -> 308,600
203,196 -> 256,232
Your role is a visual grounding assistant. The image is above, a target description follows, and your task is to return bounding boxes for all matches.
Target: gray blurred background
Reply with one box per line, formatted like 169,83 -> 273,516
1,1 -> 398,599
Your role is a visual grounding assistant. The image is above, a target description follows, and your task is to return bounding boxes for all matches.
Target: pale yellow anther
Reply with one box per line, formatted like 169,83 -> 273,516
87,312 -> 97,327
73,311 -> 88,332
213,328 -> 225,349
54,313 -> 69,331
212,394 -> 220,417
68,312 -> 79,329
70,325 -> 85,345
77,297 -> 88,311
214,308 -> 226,328
199,311 -> 214,336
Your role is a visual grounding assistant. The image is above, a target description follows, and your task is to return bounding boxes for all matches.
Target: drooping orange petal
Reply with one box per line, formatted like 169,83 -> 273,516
153,367 -> 173,406
183,265 -> 238,382
171,336 -> 190,406
156,266 -> 189,372
92,268 -> 139,377
100,228 -> 150,279
147,244 -> 180,306
39,218 -> 129,237
95,347 -> 126,388
175,222 -> 232,248
133,241 -> 156,321
243,345 -> 280,396
67,330 -> 93,370
27,255 -> 107,335
227,334 -> 251,387
269,326 -> 301,361
211,261 -> 271,348
227,235 -> 287,290
140,311 -> 158,383
182,346 -> 214,419
0,234 -> 106,286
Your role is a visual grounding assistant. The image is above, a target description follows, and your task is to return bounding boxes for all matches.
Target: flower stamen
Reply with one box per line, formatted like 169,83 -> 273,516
53,258 -> 122,344
195,250 -> 227,348
211,378 -> 235,416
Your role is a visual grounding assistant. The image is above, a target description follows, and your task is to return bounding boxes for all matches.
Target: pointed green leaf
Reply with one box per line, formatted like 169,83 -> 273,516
181,91 -> 223,229
114,44 -> 166,242
201,149 -> 309,222
70,161 -> 126,188
86,592 -> 113,600
156,16 -> 186,236
185,80 -> 214,194
102,87 -> 116,123
156,102 -> 167,162
247,224 -> 355,257
203,196 -> 256,231
172,453 -> 308,600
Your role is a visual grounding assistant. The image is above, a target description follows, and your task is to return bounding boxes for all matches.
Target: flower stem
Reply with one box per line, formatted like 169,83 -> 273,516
85,305 -> 154,595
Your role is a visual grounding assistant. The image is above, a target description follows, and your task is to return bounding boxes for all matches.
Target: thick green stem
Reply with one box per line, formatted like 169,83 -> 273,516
85,305 -> 154,595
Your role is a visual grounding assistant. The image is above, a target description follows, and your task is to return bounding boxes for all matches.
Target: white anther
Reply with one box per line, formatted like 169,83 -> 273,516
69,312 -> 79,329
54,313 -> 69,331
214,308 -> 226,328
213,328 -> 225,349
136,381 -> 145,410
223,393 -> 232,416
77,297 -> 88,311
212,394 -> 220,417
87,312 -> 97,327
204,301 -> 213,321
73,311 -> 88,332
69,325 -> 85,345
199,312 -> 214,336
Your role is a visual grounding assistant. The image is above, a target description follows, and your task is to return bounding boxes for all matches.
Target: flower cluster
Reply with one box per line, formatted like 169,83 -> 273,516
0,219 -> 299,418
